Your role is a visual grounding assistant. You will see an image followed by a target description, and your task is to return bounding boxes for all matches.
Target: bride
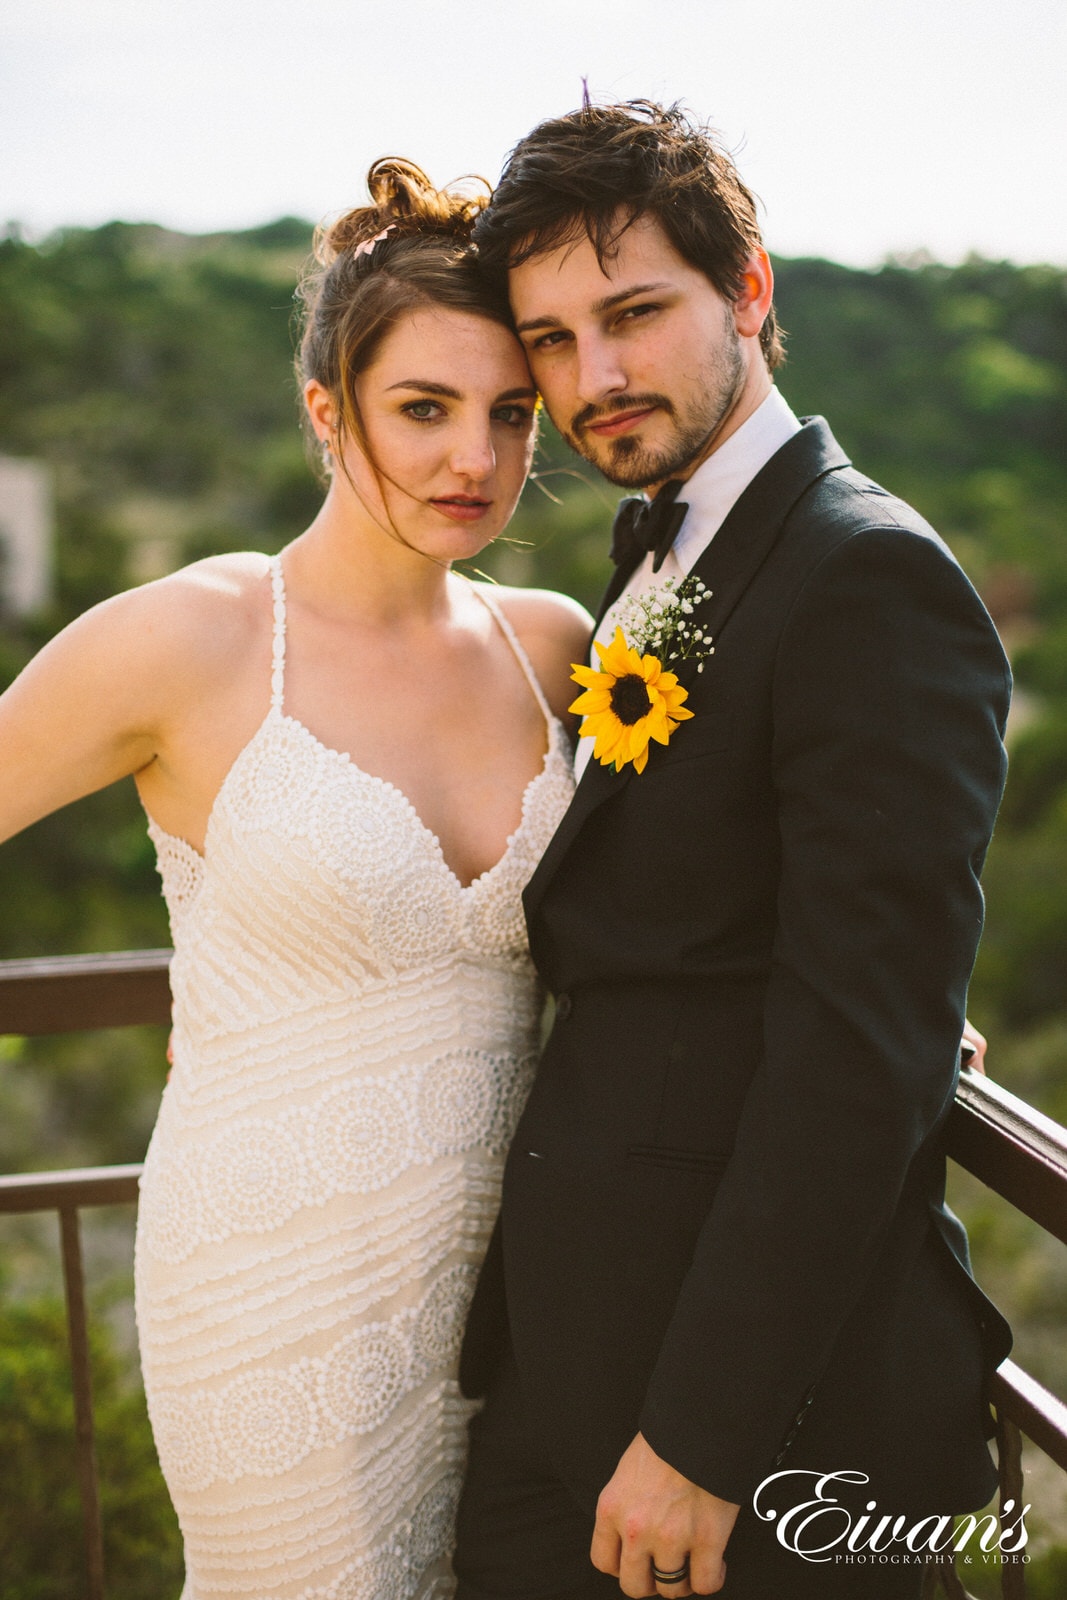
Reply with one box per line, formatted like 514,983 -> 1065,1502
0,159 -> 590,1599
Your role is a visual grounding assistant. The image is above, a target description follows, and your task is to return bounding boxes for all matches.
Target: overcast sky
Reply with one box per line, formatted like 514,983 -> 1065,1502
3,0 -> 1064,267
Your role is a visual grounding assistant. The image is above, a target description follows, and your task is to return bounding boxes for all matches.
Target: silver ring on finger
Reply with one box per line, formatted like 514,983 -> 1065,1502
651,1561 -> 690,1586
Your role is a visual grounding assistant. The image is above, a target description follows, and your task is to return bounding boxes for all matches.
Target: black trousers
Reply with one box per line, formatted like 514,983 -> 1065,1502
453,1343 -> 929,1600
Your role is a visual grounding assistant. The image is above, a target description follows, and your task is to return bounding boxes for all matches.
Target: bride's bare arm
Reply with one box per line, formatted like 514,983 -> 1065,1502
0,556 -> 263,848
0,588 -> 169,844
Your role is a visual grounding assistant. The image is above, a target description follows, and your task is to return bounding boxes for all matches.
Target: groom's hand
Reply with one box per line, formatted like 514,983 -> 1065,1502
590,1432 -> 739,1597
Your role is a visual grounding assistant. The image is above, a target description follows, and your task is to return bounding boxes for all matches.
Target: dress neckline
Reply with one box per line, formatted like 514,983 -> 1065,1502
147,554 -> 566,894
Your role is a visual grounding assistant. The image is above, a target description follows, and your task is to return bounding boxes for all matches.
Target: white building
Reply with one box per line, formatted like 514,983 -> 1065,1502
0,455 -> 52,616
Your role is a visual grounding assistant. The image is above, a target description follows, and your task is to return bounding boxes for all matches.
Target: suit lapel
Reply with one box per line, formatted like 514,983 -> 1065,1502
523,418 -> 851,924
670,416 -> 850,693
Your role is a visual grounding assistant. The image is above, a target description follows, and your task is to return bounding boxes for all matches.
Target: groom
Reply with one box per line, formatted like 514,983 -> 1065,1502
454,101 -> 1012,1599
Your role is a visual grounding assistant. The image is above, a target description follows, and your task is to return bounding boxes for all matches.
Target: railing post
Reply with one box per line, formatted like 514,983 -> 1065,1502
996,1410 -> 1027,1600
59,1205 -> 106,1600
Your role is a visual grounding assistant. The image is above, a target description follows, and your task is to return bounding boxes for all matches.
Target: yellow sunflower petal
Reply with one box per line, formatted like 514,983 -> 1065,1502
571,662 -> 610,690
628,721 -> 653,760
595,627 -> 632,675
632,742 -> 649,774
568,688 -> 613,715
606,725 -> 630,766
660,682 -> 691,712
593,718 -> 625,764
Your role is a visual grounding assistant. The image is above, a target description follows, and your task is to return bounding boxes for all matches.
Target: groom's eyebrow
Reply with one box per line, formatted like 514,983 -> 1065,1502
515,281 -> 672,334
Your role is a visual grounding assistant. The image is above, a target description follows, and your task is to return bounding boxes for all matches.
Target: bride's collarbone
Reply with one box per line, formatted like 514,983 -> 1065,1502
285,626 -> 547,785
142,594 -> 551,868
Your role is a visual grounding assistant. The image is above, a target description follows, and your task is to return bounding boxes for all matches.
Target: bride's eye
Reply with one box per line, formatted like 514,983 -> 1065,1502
402,400 -> 444,422
492,405 -> 535,428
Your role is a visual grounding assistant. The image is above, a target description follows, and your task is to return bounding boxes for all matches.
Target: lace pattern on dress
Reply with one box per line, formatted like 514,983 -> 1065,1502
137,553 -> 575,1600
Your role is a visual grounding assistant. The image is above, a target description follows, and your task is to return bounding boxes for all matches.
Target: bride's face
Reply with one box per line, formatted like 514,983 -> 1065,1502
340,306 -> 537,562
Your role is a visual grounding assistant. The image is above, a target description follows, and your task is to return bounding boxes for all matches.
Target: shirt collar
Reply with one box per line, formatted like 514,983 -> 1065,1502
671,386 -> 802,571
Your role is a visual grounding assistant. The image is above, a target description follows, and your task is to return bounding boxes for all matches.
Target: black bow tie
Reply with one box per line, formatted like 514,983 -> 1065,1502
610,480 -> 689,573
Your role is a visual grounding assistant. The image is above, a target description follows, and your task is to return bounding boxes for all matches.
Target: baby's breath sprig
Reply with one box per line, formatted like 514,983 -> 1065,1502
614,575 -> 715,672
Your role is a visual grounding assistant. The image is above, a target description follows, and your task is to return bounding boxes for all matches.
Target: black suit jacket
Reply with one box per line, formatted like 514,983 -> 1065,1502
460,417 -> 1012,1514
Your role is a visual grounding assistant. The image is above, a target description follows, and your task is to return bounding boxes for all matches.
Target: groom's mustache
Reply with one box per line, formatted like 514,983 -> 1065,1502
569,393 -> 676,436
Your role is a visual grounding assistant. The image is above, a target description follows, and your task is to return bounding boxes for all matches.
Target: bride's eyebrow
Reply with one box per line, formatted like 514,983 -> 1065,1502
385,381 -> 538,403
385,380 -> 463,397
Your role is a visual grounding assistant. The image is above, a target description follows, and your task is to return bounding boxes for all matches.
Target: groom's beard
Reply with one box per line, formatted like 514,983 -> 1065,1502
561,314 -> 746,489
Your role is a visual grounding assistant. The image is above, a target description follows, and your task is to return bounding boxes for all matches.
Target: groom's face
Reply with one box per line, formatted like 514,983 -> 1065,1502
508,212 -> 756,490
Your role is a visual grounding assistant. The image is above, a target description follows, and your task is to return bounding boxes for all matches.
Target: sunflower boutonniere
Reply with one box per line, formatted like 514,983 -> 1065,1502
569,576 -> 714,775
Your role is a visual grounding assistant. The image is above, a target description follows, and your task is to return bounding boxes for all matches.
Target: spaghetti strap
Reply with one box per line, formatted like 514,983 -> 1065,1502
475,586 -> 555,729
269,555 -> 287,713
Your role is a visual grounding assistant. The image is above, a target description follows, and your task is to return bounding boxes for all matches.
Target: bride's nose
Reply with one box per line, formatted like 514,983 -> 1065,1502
448,421 -> 496,482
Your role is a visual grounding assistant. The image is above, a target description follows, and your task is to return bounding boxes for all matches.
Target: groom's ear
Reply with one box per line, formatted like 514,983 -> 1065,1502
733,249 -> 775,341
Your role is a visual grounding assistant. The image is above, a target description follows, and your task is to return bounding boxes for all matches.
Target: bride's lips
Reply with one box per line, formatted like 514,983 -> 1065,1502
584,406 -> 659,438
431,496 -> 492,523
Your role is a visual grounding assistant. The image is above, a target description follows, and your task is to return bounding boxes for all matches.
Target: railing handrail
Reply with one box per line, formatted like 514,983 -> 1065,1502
0,948 -> 172,1034
947,1067 -> 1067,1247
0,1163 -> 143,1213
992,1359 -> 1067,1476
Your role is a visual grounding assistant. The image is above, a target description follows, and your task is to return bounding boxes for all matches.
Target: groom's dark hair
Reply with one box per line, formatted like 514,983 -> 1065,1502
476,99 -> 785,370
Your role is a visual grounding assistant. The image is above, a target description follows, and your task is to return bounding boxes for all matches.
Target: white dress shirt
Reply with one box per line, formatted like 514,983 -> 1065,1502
574,387 -> 802,779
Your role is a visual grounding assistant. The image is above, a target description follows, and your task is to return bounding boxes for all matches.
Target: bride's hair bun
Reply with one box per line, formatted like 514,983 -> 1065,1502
316,158 -> 490,265
296,156 -> 511,481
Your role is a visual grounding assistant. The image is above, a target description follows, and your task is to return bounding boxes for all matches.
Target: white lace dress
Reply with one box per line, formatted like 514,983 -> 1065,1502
134,558 -> 574,1600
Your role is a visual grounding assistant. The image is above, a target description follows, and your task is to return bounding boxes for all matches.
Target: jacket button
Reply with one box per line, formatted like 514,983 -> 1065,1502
555,993 -> 573,1021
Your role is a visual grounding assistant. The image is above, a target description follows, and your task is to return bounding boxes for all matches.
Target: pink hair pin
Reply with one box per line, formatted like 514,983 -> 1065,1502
354,224 -> 397,259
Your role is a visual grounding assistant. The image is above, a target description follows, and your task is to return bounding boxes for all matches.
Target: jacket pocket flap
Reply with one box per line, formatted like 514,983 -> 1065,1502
626,1145 -> 733,1174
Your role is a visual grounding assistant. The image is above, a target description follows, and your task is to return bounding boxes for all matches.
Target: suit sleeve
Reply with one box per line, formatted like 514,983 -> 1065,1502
638,523 -> 1011,1503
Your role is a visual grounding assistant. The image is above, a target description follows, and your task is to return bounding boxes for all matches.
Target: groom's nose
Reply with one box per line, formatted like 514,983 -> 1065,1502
574,333 -> 628,407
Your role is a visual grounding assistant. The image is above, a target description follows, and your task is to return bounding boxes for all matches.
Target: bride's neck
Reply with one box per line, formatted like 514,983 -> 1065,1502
286,497 -> 453,631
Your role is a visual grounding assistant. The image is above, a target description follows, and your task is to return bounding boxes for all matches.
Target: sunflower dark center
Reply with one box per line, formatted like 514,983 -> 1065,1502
610,673 -> 652,726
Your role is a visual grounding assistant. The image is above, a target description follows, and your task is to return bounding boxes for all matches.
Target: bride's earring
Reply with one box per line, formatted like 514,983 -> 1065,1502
321,437 -> 333,473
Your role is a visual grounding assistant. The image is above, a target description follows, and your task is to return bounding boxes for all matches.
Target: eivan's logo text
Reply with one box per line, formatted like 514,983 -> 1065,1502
752,1470 -> 1029,1565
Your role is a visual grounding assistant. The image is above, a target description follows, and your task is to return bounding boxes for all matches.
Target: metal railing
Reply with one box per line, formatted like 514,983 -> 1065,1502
938,1071 -> 1067,1599
1,950 -> 1066,1599
0,1162 -> 143,1600
0,950 -> 170,1600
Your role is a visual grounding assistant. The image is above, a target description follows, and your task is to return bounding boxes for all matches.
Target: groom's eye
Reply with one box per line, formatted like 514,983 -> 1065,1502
529,330 -> 571,352
618,302 -> 659,324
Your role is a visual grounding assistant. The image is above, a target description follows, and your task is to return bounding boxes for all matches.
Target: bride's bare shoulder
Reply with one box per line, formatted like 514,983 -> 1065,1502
477,585 -> 594,722
481,585 -> 592,646
35,551 -> 276,723
135,550 -> 272,621
90,550 -> 272,658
